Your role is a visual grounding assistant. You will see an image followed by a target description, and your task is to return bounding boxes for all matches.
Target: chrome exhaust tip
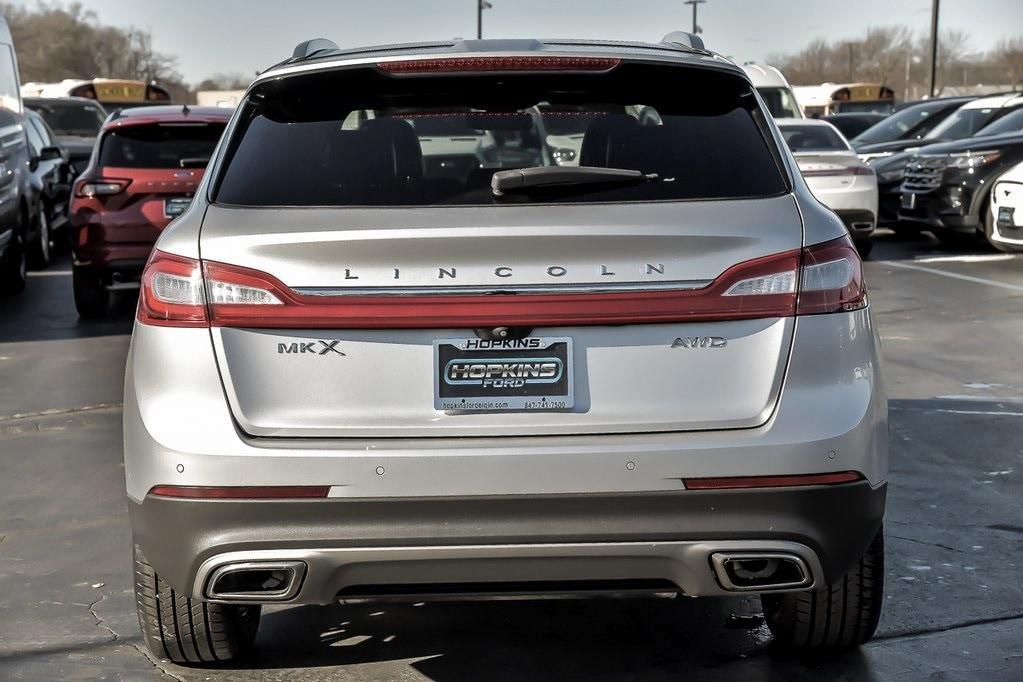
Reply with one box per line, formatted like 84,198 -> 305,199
205,561 -> 306,602
710,552 -> 812,592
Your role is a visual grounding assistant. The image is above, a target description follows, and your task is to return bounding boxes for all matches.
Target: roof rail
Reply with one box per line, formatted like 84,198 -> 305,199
660,31 -> 705,51
292,38 -> 341,60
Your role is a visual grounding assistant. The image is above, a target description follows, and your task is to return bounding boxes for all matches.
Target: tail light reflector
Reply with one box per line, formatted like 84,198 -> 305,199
684,471 -> 863,490
149,485 -> 330,499
377,56 -> 621,74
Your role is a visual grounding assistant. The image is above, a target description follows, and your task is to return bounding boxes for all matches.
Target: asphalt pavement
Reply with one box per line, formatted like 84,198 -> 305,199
1,230 -> 1021,680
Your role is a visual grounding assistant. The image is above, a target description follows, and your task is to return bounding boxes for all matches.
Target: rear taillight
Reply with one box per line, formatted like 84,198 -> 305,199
138,251 -> 285,327
801,166 -> 874,177
796,236 -> 867,314
137,238 -> 864,329
138,251 -> 208,327
377,56 -> 621,74
75,178 -> 130,197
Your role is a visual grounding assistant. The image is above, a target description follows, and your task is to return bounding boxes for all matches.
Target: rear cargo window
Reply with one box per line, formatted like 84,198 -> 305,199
780,125 -> 850,152
214,62 -> 787,206
98,122 -> 226,168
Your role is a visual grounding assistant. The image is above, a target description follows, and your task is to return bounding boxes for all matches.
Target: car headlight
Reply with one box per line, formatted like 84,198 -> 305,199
947,150 -> 1001,169
879,168 -> 905,182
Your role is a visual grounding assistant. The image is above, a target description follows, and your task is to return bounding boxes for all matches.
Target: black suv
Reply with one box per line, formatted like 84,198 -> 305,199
898,108 -> 1023,246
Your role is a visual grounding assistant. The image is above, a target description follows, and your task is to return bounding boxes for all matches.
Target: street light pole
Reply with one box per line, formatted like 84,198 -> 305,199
477,0 -> 492,40
683,0 -> 706,34
928,0 -> 940,97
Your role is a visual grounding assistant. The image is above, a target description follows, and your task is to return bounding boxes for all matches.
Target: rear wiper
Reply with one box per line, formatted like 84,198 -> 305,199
492,166 -> 658,197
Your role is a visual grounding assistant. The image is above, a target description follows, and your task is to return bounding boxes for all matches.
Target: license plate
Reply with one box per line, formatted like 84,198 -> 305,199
434,337 -> 573,411
998,206 -> 1016,228
164,197 -> 192,218
900,193 -> 916,210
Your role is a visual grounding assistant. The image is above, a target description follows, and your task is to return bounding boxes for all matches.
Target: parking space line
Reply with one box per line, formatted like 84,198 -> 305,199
911,254 -> 1017,264
934,408 -> 1023,417
881,260 -> 1023,293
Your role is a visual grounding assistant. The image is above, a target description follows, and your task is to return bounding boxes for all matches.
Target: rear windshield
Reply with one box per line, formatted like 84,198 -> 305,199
213,63 -> 787,206
974,107 -> 1023,137
30,101 -> 107,136
852,100 -> 950,145
98,122 -> 226,168
923,106 -> 999,141
780,125 -> 849,152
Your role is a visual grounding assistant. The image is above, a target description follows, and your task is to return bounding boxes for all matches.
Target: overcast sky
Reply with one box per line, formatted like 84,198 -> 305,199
12,0 -> 1023,83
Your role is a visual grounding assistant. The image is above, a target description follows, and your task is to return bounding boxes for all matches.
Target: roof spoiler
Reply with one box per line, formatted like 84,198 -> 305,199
660,31 -> 705,51
291,38 -> 341,60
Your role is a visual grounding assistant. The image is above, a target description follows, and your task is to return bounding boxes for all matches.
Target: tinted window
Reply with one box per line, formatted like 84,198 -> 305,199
973,107 -> 1023,137
215,64 -> 786,206
29,116 -> 54,147
781,125 -> 850,152
924,106 -> 998,141
31,101 -> 107,136
98,123 -> 225,168
852,100 -> 952,145
0,44 -> 20,115
757,87 -> 802,119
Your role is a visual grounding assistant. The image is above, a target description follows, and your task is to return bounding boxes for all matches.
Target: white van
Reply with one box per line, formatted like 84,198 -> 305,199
742,63 -> 803,118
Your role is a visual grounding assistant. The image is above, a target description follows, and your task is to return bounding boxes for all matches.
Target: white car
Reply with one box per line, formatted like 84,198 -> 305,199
742,64 -> 803,118
777,118 -> 878,256
988,159 -> 1023,253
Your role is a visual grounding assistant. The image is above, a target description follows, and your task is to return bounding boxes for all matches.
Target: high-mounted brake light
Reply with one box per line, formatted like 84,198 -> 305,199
377,56 -> 621,74
75,179 -> 131,197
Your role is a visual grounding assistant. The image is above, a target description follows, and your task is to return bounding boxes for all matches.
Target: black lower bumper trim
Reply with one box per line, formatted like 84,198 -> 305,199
130,482 -> 886,594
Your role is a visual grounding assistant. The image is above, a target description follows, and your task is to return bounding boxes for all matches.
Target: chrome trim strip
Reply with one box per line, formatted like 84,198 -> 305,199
292,280 -> 713,297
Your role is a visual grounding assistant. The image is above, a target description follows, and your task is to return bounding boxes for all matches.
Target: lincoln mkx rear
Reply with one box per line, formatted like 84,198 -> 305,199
124,34 -> 887,665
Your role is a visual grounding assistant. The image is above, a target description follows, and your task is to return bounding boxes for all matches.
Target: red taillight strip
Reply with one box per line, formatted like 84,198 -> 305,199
205,249 -> 800,329
377,56 -> 621,74
683,471 -> 863,491
149,485 -> 330,499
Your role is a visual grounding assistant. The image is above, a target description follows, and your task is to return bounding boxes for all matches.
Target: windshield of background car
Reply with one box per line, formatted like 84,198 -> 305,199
98,122 -> 226,168
923,106 -> 999,141
973,107 -> 1023,137
781,125 -> 850,152
852,100 -> 950,145
32,102 -> 107,136
756,87 -> 802,119
213,62 -> 787,206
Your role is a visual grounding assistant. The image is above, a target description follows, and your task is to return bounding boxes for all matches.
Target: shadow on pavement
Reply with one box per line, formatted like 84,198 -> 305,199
216,597 -> 875,680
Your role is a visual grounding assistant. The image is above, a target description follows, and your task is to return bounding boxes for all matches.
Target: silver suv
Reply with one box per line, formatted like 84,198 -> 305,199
125,35 -> 887,664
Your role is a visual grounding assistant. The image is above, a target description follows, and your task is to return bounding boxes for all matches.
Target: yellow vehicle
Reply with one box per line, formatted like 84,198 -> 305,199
793,83 -> 896,117
20,78 -> 172,109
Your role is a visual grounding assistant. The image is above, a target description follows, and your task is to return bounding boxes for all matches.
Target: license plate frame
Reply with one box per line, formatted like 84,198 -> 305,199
164,196 -> 192,219
997,206 -> 1016,228
433,336 -> 574,412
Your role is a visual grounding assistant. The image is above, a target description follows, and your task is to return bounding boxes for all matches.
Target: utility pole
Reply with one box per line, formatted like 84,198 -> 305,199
477,0 -> 492,40
683,0 -> 706,34
928,0 -> 940,97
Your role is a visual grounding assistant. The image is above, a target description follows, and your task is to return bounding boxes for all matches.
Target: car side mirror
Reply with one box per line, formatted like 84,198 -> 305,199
39,146 -> 63,161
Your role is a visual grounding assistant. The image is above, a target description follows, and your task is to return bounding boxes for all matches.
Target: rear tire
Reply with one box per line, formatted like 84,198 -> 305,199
0,229 -> 27,295
73,268 -> 111,318
134,545 -> 261,665
27,208 -> 51,269
762,529 -> 884,649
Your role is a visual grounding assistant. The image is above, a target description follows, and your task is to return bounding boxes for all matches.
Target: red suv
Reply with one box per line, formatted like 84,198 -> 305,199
70,105 -> 230,317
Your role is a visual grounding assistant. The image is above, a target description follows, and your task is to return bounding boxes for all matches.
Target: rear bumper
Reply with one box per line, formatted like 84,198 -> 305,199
130,482 -> 886,602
